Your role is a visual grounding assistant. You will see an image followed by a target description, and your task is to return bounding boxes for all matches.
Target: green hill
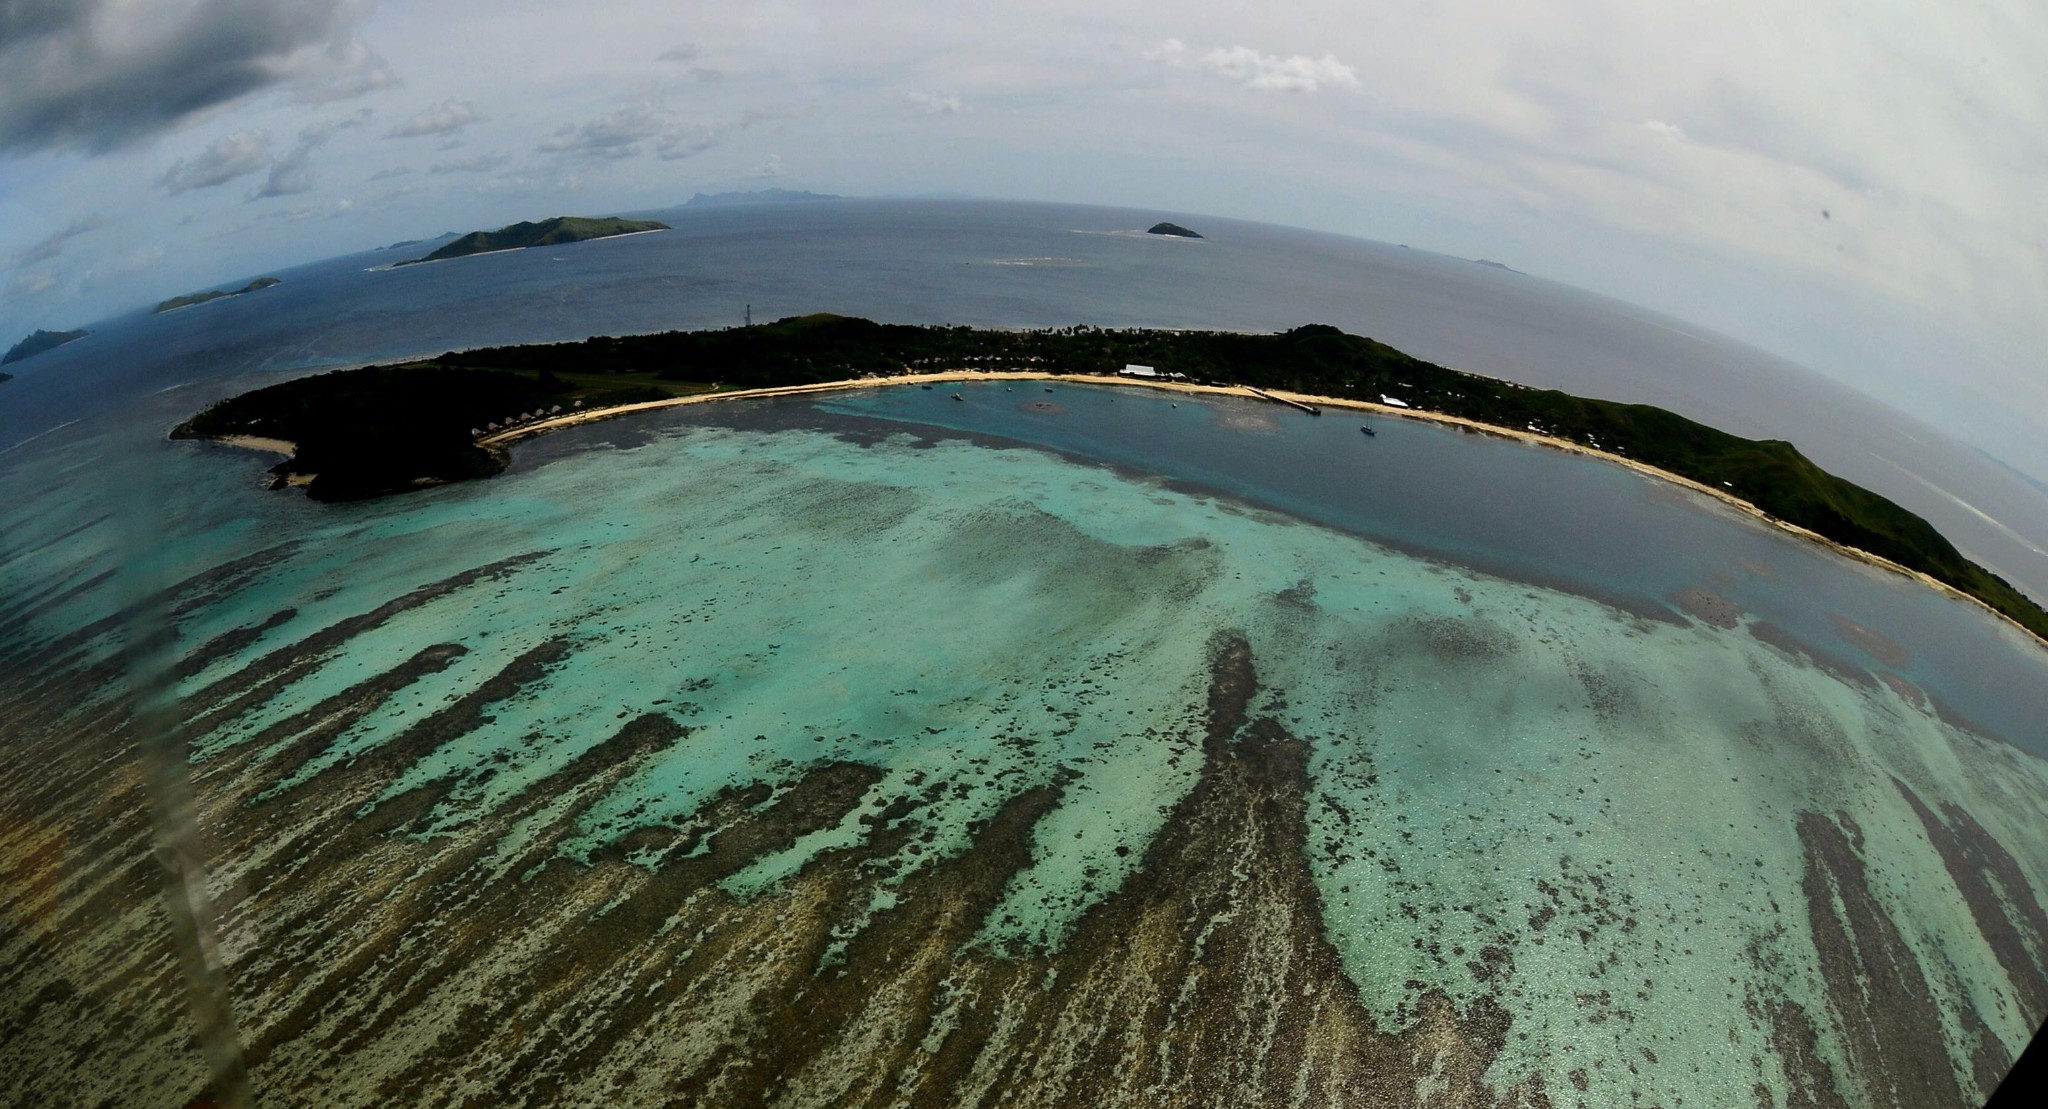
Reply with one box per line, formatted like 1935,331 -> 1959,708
155,277 -> 280,314
3,328 -> 88,365
398,216 -> 670,265
174,316 -> 2048,642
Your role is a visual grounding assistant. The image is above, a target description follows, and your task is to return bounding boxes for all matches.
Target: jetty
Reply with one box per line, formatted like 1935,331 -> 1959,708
1245,386 -> 1320,416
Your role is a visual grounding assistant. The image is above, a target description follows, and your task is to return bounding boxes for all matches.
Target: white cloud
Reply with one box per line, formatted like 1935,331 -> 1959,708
757,154 -> 786,178
159,132 -> 273,194
1193,45 -> 1360,93
907,92 -> 970,115
369,165 -> 415,181
388,100 -> 482,139
1641,119 -> 1687,141
1150,39 -> 1359,93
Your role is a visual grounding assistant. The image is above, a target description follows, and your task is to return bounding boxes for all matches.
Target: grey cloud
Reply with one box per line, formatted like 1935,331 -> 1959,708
537,103 -> 714,161
159,131 -> 273,194
17,213 -> 108,263
369,165 -> 415,180
5,271 -> 59,299
388,100 -> 480,139
292,39 -> 403,103
657,43 -> 722,81
0,0 -> 384,153
250,111 -> 368,200
430,152 -> 510,174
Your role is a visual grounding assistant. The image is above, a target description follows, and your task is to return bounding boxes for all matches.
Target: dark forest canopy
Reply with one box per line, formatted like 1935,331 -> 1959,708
3,328 -> 88,365
398,216 -> 670,265
173,313 -> 2048,641
155,277 -> 279,314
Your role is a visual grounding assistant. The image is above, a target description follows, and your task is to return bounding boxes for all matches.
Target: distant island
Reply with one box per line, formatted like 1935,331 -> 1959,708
396,216 -> 670,265
174,314 -> 2048,643
685,189 -> 841,207
1147,222 -> 1203,239
0,371 -> 11,386
3,328 -> 88,365
1472,259 -> 1522,274
155,277 -> 280,314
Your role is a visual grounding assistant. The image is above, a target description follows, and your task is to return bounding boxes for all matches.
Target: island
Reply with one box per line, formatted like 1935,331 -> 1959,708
3,328 -> 88,365
396,216 -> 670,265
0,371 -> 11,386
155,277 -> 280,314
1147,222 -> 1203,238
173,313 -> 2048,643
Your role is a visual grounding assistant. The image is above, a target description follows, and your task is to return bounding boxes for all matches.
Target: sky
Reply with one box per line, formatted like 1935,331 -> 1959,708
2,0 -> 2044,476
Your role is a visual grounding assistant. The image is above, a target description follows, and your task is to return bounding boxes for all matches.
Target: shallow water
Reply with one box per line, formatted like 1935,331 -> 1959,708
2,380 -> 2044,1105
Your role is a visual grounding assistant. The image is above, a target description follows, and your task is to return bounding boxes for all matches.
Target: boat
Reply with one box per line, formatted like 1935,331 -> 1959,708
951,392 -> 965,401
921,384 -> 933,390
1360,425 -> 1377,436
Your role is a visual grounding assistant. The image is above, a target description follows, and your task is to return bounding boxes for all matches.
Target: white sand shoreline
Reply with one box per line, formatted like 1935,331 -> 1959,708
472,370 -> 2047,648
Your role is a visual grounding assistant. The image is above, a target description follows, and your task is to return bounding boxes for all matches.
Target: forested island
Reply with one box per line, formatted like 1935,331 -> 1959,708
155,277 -> 280,313
397,216 -> 669,265
3,328 -> 88,365
1148,222 -> 1203,238
173,313 -> 2048,640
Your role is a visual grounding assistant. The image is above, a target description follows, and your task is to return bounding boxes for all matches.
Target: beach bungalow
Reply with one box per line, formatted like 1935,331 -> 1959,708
1120,364 -> 1159,378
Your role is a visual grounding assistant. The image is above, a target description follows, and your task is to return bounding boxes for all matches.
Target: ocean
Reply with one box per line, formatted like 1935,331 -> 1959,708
0,198 -> 2044,1106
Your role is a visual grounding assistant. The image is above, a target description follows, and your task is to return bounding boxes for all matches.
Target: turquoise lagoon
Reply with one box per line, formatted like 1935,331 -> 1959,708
3,377 -> 2046,1104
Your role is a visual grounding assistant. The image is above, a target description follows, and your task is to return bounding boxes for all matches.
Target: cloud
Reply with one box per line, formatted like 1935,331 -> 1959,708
907,92 -> 970,115
251,110 -> 369,199
5,271 -> 59,298
756,154 -> 785,178
387,100 -> 481,139
430,152 -> 510,174
1194,45 -> 1360,92
1641,119 -> 1687,141
17,214 -> 108,264
290,37 -> 403,103
537,103 -> 716,161
369,165 -> 414,180
657,43 -> 722,81
159,131 -> 273,194
0,0 -> 387,153
1149,38 -> 1359,93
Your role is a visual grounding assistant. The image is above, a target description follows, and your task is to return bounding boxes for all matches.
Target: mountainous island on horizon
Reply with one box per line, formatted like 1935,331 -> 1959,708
154,277 -> 280,314
2,328 -> 88,365
396,216 -> 670,266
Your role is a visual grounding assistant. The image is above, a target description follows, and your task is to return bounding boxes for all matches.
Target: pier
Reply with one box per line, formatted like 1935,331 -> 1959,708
1245,386 -> 1321,415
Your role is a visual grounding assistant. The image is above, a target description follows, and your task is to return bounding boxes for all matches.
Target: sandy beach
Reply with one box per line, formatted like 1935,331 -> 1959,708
220,434 -> 297,456
472,369 -> 2040,642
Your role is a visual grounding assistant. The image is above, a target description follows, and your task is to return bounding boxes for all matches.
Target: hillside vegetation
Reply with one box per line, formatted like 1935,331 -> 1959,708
175,314 -> 2048,640
399,216 -> 669,265
155,277 -> 280,314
